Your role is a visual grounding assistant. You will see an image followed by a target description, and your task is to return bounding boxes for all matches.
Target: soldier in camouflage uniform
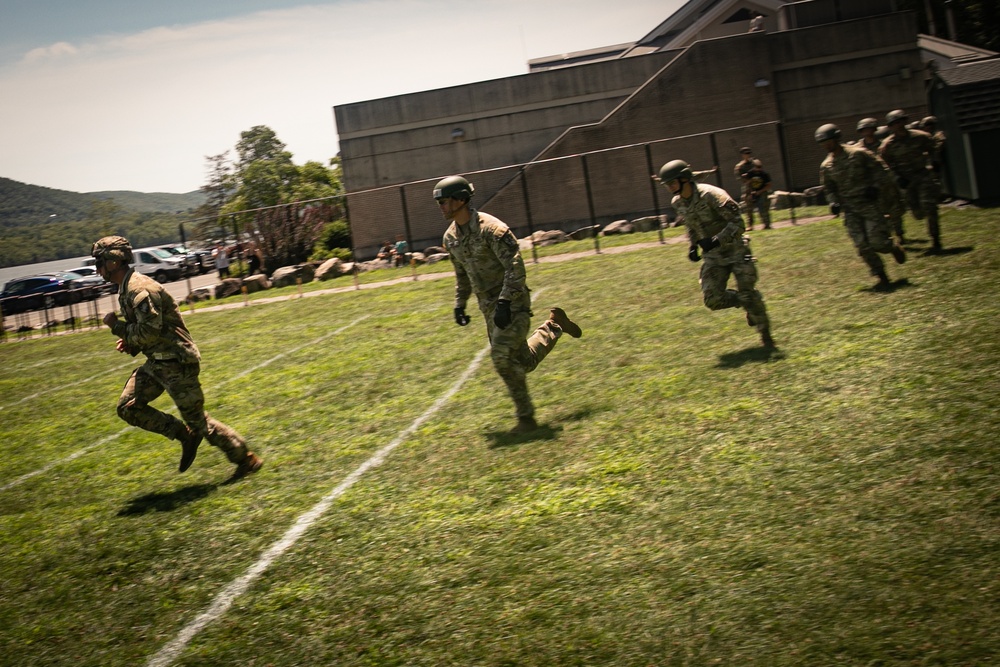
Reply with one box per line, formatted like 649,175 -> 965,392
817,124 -> 907,291
658,160 -> 775,349
93,236 -> 263,480
855,117 -> 907,242
435,176 -> 582,434
879,109 -> 944,253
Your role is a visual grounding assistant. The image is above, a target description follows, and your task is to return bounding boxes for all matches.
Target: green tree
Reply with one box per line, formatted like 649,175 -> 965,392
215,126 -> 345,272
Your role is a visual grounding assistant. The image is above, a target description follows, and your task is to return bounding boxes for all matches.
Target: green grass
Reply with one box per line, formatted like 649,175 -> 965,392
0,208 -> 997,666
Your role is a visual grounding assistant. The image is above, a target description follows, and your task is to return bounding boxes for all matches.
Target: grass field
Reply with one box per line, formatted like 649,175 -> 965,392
0,208 -> 997,666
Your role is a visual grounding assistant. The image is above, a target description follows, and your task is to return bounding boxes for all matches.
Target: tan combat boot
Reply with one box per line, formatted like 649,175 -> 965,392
548,308 -> 582,338
230,452 -> 264,481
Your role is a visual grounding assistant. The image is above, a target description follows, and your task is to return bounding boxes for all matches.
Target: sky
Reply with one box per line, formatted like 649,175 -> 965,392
0,0 -> 673,194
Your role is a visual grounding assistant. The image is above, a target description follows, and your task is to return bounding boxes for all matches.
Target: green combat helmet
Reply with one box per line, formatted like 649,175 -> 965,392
432,175 -> 475,201
857,117 -> 878,131
658,159 -> 693,183
91,235 -> 133,264
886,109 -> 909,126
815,123 -> 842,142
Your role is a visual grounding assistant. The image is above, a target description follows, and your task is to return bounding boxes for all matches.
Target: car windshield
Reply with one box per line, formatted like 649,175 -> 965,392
148,248 -> 175,260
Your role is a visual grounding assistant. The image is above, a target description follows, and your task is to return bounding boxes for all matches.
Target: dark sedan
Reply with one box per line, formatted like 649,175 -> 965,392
0,274 -> 95,316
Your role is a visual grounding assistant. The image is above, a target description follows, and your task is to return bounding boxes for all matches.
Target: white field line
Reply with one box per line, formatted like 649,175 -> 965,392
145,289 -> 545,666
0,315 -> 370,493
144,343 -> 492,667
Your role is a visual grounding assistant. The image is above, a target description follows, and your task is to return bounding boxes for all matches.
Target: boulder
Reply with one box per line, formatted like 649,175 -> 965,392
187,287 -> 213,303
771,190 -> 805,210
243,274 -> 270,293
424,253 -> 451,265
803,185 -> 826,206
568,225 -> 599,240
423,245 -> 446,256
532,230 -> 570,246
271,264 -> 316,288
600,219 -> 634,236
631,215 -> 668,232
315,257 -> 345,281
214,278 -> 243,299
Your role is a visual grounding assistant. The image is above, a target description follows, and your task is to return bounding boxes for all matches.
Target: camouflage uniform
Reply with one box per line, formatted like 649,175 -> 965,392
854,136 -> 906,240
673,183 -> 770,331
879,129 -> 942,248
444,210 -> 563,420
820,143 -> 898,277
111,268 -> 250,463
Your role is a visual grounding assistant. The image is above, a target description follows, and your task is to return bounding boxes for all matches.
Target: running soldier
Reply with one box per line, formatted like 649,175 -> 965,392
879,109 -> 945,253
93,236 -> 263,480
855,116 -> 906,242
817,124 -> 906,291
435,176 -> 582,434
658,159 -> 775,349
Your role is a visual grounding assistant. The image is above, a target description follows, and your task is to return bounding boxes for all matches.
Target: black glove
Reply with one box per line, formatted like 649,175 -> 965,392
493,299 -> 512,330
453,307 -> 471,326
688,245 -> 701,263
830,202 -> 841,216
864,186 -> 879,201
697,237 -> 720,253
896,176 -> 910,189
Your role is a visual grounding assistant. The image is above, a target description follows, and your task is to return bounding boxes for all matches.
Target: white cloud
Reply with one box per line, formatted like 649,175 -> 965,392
0,0 -> 669,193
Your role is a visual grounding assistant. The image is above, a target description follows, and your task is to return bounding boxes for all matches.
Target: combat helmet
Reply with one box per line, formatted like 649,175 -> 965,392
886,109 -> 909,126
658,159 -> 693,183
815,123 -> 841,143
91,235 -> 133,264
856,117 -> 878,131
921,115 -> 938,129
432,175 -> 475,201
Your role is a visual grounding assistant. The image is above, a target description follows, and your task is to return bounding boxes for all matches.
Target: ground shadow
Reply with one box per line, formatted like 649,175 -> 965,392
922,245 -> 973,257
862,277 -> 914,294
117,483 -> 218,516
486,424 -> 561,449
716,345 -> 785,369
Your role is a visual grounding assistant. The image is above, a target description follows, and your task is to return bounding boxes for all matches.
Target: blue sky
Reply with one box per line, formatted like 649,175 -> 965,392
0,0 -> 673,194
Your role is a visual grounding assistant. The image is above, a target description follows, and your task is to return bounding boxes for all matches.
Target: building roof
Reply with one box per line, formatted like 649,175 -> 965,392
936,59 -> 1000,133
918,33 -> 997,70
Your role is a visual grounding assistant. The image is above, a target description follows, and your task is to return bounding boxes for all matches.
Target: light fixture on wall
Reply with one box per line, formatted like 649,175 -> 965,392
451,127 -> 465,140
754,78 -> 770,88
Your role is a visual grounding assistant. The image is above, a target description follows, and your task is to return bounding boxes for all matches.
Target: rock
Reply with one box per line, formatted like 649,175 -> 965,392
423,245 -> 445,256
271,264 -> 316,288
187,287 -> 213,303
600,219 -> 634,236
315,257 -> 344,281
424,253 -> 450,264
568,225 -> 599,240
214,278 -> 243,299
532,230 -> 570,246
631,215 -> 667,232
243,274 -> 270,293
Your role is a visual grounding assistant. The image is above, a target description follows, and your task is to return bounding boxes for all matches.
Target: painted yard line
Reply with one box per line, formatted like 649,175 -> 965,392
144,343 -> 492,667
0,360 -> 135,412
0,316 -> 370,493
145,289 -> 545,666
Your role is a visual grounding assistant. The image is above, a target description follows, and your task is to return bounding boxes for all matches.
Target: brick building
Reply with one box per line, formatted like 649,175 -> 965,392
334,0 -> 992,258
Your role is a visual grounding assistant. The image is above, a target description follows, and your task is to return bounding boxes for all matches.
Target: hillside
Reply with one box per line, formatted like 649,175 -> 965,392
0,177 -> 208,267
0,177 -> 205,228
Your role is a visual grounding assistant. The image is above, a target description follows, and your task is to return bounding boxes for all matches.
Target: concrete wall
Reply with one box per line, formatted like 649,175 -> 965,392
335,52 -> 677,192
340,11 -> 928,259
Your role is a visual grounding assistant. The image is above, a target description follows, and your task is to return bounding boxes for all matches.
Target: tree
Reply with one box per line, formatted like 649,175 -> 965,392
211,126 -> 345,272
191,152 -> 232,241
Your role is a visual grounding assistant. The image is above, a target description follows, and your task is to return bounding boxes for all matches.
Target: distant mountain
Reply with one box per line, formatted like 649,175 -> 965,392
88,189 -> 206,213
0,177 -> 206,228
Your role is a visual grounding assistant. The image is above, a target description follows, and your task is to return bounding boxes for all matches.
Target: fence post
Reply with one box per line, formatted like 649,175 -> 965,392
520,169 -> 539,264
581,154 -> 601,254
645,143 -> 665,244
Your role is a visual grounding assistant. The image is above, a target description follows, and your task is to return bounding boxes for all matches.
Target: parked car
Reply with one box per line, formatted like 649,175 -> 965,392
159,244 -> 200,277
67,266 -> 118,294
0,274 -> 83,315
131,247 -> 185,283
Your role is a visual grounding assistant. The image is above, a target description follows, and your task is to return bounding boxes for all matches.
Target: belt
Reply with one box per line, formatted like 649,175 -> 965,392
151,352 -> 179,361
